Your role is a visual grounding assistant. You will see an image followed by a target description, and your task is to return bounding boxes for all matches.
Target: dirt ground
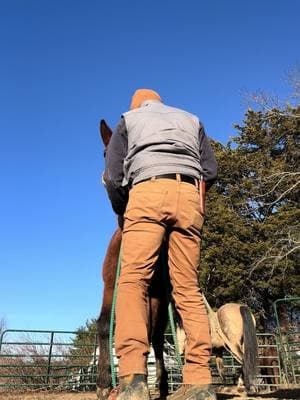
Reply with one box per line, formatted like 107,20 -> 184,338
1,389 -> 300,400
0,394 -> 96,400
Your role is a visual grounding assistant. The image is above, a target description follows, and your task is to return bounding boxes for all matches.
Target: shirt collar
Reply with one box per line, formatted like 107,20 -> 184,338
140,99 -> 162,107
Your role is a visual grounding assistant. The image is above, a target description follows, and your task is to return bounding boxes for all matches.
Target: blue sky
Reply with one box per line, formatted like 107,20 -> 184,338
0,0 -> 299,332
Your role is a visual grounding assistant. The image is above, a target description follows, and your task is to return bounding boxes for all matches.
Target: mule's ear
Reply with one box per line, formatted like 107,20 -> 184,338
99,119 -> 113,147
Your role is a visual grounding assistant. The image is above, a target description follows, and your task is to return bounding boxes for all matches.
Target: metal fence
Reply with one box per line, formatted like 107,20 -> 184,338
1,297 -> 299,392
0,329 -> 98,390
281,330 -> 300,385
273,297 -> 300,385
0,329 -> 294,392
256,333 -> 282,389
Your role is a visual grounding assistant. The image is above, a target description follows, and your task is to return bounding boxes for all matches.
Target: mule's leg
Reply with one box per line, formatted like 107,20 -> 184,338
271,358 -> 280,389
176,324 -> 186,356
96,229 -> 122,400
97,302 -> 113,400
215,348 -> 225,383
237,375 -> 246,393
150,295 -> 169,398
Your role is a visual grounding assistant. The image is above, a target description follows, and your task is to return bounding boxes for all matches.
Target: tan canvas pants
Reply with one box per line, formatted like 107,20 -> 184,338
115,177 -> 212,384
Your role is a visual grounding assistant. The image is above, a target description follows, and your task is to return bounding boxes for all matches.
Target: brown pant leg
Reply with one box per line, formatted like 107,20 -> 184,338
115,182 -> 166,377
168,182 -> 212,384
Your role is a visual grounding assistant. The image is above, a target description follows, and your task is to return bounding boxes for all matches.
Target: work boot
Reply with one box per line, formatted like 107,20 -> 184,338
167,384 -> 216,400
117,374 -> 150,400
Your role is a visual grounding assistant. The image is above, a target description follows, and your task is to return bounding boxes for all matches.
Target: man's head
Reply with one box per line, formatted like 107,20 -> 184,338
130,89 -> 162,110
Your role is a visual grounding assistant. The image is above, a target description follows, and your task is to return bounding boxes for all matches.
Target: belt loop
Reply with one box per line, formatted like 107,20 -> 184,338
194,178 -> 199,189
176,173 -> 181,182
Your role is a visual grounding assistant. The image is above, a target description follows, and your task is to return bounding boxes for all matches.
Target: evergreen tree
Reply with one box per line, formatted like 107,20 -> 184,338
201,105 -> 300,328
69,319 -> 97,365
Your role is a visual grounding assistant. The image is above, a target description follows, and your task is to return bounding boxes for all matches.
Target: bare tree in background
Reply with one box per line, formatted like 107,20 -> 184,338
0,317 -> 7,337
243,65 -> 300,118
240,68 -> 300,280
287,65 -> 300,100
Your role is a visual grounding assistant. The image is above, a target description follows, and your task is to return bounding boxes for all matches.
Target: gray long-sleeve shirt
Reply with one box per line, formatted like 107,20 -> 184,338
105,116 -> 217,215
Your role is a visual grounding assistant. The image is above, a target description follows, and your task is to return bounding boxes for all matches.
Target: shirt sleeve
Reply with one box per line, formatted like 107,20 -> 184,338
199,124 -> 218,190
104,117 -> 129,215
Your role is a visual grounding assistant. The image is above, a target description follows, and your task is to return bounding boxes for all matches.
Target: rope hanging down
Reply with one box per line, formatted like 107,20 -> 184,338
109,248 -> 122,388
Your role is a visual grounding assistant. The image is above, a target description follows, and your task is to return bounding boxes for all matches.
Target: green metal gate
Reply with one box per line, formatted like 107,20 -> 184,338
0,329 -> 98,389
273,297 -> 300,385
0,329 -> 286,392
1,298 -> 299,391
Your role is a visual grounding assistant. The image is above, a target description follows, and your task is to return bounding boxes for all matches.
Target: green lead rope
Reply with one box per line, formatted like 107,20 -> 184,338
109,244 -> 182,388
162,250 -> 183,368
168,302 -> 183,368
109,248 -> 122,388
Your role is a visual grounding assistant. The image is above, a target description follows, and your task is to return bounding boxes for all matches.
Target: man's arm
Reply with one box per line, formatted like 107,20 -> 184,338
105,117 -> 129,215
199,124 -> 218,190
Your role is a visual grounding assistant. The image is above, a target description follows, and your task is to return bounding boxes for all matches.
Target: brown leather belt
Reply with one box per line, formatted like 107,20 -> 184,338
136,173 -> 198,186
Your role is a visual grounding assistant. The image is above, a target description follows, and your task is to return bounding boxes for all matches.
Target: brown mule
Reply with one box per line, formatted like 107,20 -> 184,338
96,120 -> 169,400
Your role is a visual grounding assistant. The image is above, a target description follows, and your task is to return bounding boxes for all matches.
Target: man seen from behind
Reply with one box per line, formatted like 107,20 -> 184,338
105,89 -> 218,400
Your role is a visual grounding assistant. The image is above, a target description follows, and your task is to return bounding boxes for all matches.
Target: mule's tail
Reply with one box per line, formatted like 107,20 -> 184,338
240,305 -> 258,390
